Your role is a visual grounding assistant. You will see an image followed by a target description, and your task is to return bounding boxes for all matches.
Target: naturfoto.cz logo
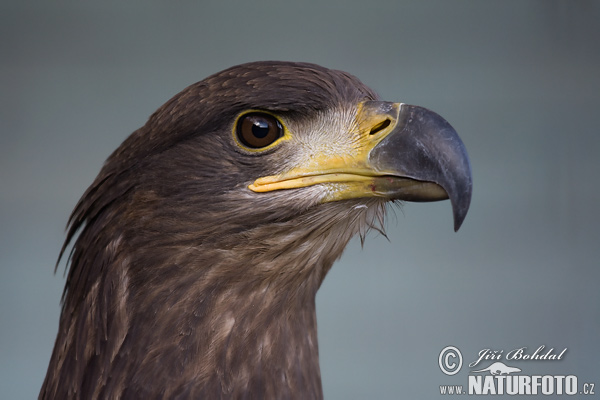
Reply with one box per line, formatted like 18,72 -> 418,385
438,345 -> 596,396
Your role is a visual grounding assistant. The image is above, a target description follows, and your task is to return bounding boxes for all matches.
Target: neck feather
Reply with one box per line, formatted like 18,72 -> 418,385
41,199 -> 386,399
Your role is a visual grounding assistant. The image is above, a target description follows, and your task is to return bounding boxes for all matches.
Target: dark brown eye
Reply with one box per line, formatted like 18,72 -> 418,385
236,112 -> 283,149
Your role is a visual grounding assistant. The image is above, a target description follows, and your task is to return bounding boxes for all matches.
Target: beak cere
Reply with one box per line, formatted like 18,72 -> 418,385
367,102 -> 473,231
249,101 -> 473,231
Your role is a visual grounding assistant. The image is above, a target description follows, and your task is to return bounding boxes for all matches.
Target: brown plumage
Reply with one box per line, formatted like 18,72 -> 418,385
41,61 -> 472,399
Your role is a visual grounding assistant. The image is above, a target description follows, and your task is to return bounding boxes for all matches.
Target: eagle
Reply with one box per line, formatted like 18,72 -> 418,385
40,61 -> 472,399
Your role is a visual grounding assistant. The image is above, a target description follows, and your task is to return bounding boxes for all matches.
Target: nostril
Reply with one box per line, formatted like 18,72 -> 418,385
369,119 -> 391,135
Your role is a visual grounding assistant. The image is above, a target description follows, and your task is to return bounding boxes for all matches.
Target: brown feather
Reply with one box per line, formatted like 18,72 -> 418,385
41,61 -> 384,399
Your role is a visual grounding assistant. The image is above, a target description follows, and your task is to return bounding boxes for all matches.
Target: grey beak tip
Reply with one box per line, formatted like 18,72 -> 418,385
403,105 -> 473,232
370,103 -> 473,231
453,190 -> 472,232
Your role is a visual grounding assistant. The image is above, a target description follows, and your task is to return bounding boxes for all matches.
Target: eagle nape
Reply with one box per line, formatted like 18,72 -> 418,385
41,61 -> 472,399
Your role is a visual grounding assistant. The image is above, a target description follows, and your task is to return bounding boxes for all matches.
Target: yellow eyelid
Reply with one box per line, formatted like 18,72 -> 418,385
232,110 -> 292,152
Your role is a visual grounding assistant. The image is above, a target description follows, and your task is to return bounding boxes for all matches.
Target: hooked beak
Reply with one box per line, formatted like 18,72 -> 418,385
367,102 -> 472,231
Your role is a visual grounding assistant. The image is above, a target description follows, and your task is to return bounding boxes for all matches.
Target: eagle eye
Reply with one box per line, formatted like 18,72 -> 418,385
236,112 -> 283,149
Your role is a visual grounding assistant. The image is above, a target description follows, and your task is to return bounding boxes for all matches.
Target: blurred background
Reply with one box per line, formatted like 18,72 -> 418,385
1,1 -> 598,398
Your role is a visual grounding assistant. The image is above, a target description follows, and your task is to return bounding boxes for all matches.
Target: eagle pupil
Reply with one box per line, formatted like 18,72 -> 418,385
252,121 -> 270,138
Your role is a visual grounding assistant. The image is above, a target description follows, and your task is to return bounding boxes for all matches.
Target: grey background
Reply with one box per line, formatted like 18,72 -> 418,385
2,1 -> 599,399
